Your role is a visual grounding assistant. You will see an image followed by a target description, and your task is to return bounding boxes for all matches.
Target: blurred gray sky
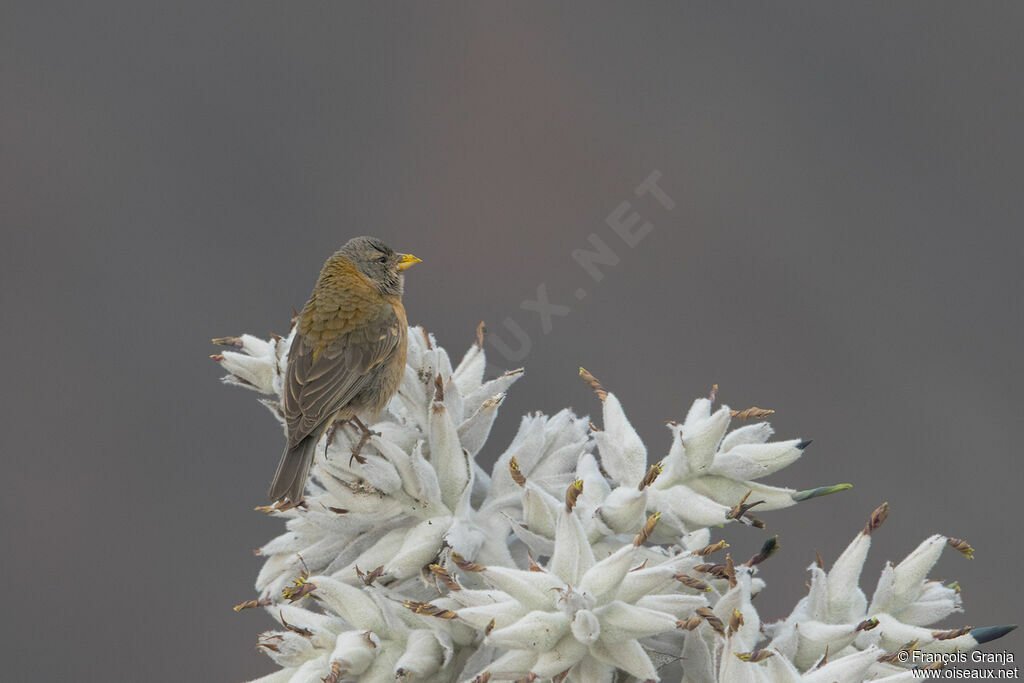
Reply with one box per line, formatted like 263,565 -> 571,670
2,3 -> 1022,681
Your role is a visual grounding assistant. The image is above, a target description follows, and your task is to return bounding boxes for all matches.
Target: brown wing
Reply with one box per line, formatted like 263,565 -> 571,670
283,302 -> 402,446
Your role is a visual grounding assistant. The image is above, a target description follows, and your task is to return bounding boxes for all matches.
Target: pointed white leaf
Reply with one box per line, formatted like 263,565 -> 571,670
482,566 -> 564,611
443,373 -> 466,424
616,551 -> 701,603
684,476 -> 799,510
218,348 -> 277,394
649,484 -> 731,526
550,507 -> 596,585
576,452 -> 612,510
457,600 -> 528,632
458,394 -> 504,458
572,655 -> 615,683
801,646 -> 883,683
311,577 -> 387,634
826,530 -> 872,622
681,399 -> 731,472
570,609 -> 601,645
720,422 -> 775,451
867,613 -> 939,653
636,593 -> 706,618
522,482 -> 560,539
408,441 -> 443,509
452,338 -> 486,396
369,437 -> 419,500
657,422 -> 689,487
681,527 -> 711,551
681,623 -> 715,682
507,516 -> 556,557
718,646 -> 771,683
896,580 -> 961,625
579,544 -> 636,604
332,527 -> 409,580
287,655 -> 334,682
714,574 -> 761,650
710,440 -> 805,480
323,450 -> 402,495
596,485 -> 647,535
327,630 -> 379,678
481,648 -> 537,681
486,610 -> 569,651
394,365 -> 430,424
591,636 -> 658,681
869,562 -> 897,617
802,565 -> 829,622
257,630 -> 317,669
429,401 -> 471,510
383,516 -> 452,579
445,518 -> 486,559
792,620 -> 860,670
595,393 -> 647,485
465,369 -> 523,414
597,600 -> 679,640
761,649 -> 803,683
393,629 -> 443,679
887,535 -> 947,615
531,440 -> 588,481
490,414 -> 546,498
531,633 -> 588,677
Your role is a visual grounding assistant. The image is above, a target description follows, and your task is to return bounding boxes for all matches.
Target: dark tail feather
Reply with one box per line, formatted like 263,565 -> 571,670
269,429 -> 322,503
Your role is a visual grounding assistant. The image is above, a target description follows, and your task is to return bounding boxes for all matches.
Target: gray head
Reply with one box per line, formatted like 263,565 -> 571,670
338,236 -> 422,297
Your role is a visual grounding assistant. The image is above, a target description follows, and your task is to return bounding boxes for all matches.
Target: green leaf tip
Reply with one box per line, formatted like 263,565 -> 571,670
792,483 -> 853,502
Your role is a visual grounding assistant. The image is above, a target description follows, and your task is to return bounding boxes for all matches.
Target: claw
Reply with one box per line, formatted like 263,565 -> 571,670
348,416 -> 378,466
325,420 -> 343,448
349,443 -> 369,466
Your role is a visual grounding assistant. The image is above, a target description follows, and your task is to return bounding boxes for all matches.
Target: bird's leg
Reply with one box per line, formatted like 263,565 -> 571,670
348,416 -> 380,466
325,417 -> 348,449
351,415 -> 381,437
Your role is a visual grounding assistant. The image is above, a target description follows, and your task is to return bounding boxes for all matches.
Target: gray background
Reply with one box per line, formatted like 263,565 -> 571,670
2,3 -> 1021,681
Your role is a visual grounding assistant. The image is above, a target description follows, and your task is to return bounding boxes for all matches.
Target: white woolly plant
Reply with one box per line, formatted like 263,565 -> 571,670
213,325 -> 1014,682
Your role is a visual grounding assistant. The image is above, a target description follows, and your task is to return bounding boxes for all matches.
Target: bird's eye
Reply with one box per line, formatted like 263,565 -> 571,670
377,256 -> 388,263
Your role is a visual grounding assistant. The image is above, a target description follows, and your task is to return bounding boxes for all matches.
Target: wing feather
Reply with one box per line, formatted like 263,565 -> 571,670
283,302 -> 401,446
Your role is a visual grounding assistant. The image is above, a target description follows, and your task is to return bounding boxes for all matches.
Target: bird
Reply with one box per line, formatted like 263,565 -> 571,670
268,236 -> 421,505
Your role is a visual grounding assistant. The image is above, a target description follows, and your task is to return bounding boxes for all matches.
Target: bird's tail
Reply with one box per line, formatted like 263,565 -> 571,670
268,428 -> 322,504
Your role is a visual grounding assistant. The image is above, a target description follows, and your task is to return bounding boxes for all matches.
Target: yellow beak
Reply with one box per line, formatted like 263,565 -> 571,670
397,253 -> 422,271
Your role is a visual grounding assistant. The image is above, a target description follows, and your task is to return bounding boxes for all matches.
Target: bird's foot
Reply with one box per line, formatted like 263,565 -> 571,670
325,418 -> 350,448
349,435 -> 372,466
350,415 -> 381,439
348,416 -> 380,466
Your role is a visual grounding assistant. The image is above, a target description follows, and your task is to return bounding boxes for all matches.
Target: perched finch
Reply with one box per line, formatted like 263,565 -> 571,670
269,236 -> 421,504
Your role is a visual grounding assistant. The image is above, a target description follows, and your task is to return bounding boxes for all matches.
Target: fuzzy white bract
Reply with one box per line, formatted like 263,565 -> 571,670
213,327 -> 1013,682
